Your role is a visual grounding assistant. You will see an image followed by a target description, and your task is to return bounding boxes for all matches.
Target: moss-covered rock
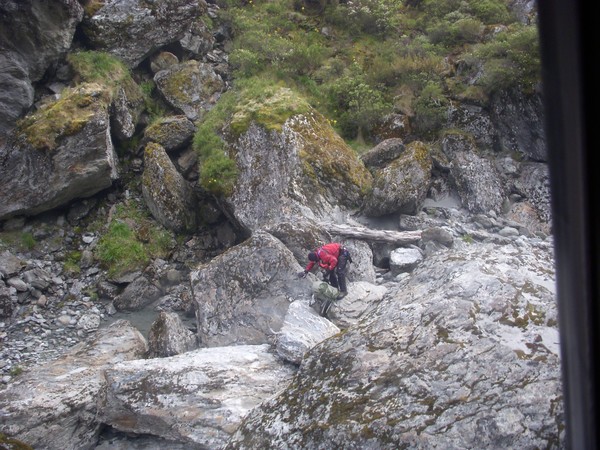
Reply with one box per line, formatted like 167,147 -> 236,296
16,83 -> 110,152
225,99 -> 372,231
142,115 -> 196,153
1,82 -> 118,220
362,140 -> 433,217
154,60 -> 224,122
141,142 -> 198,233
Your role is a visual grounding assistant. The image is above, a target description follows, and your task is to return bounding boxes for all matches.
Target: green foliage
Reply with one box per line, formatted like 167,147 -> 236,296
139,80 -> 167,123
324,0 -> 403,35
9,366 -> 23,377
96,221 -> 147,277
95,200 -> 175,277
467,25 -> 540,94
213,0 -> 539,144
20,232 -> 36,250
326,67 -> 392,139
200,152 -> 239,196
67,51 -> 129,86
428,16 -> 484,47
193,88 -> 238,196
413,81 -> 449,138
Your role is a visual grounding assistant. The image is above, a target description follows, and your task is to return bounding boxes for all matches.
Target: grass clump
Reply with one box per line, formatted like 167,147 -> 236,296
95,199 -> 174,278
63,250 -> 82,275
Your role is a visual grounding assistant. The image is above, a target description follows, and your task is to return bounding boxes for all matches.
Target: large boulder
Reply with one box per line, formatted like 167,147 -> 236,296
441,132 -> 507,215
0,0 -> 84,134
148,311 -> 198,358
0,83 -> 119,220
154,60 -> 224,122
141,142 -> 198,233
226,238 -> 562,449
80,0 -> 206,69
100,344 -> 296,449
225,99 -> 373,231
362,140 -> 433,217
275,299 -> 340,364
141,115 -> 196,153
0,320 -> 148,450
190,230 -> 311,347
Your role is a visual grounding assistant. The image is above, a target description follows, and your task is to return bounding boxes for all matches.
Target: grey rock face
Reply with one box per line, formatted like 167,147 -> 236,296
442,133 -> 507,215
110,84 -> 144,141
141,142 -> 198,232
275,299 -> 340,364
0,84 -> 119,220
190,230 -> 310,347
389,246 -> 424,274
227,237 -> 561,449
148,311 -> 197,357
0,320 -> 148,450
491,89 -> 546,161
100,344 -> 295,449
141,115 -> 196,153
360,138 -> 406,169
0,0 -> 83,133
447,102 -> 499,151
81,0 -> 206,68
363,140 -> 433,217
154,60 -> 224,121
0,53 -> 35,135
113,274 -> 163,312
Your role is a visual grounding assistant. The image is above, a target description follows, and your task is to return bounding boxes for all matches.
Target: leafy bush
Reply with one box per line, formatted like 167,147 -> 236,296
96,221 -> 147,277
413,81 -> 449,138
218,0 -> 539,145
325,0 -> 403,35
193,88 -> 238,196
468,25 -> 540,94
326,67 -> 392,140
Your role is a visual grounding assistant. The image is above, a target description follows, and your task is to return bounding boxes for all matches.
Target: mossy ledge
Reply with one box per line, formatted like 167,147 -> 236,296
16,83 -> 111,152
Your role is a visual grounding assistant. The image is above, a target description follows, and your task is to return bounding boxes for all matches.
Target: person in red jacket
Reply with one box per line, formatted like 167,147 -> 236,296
299,242 -> 352,299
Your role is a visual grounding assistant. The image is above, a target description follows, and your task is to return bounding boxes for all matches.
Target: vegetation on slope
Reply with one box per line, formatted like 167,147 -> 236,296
214,0 -> 539,145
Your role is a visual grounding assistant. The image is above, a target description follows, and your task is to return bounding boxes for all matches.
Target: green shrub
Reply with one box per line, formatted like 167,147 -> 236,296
96,221 -> 147,277
326,68 -> 392,140
413,81 -> 449,138
468,25 -> 540,94
200,151 -> 239,196
469,0 -> 514,24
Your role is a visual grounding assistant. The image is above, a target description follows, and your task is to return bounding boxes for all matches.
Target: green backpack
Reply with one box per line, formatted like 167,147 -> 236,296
312,281 -> 339,301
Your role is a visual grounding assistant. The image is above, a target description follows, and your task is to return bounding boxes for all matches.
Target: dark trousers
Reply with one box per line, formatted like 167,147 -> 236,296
329,251 -> 349,293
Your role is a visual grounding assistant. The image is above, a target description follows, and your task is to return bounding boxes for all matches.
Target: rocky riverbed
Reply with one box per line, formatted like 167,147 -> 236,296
1,193 -> 554,384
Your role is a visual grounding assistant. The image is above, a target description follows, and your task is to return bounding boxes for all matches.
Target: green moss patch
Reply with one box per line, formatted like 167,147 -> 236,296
16,83 -> 110,151
291,110 -> 373,195
230,85 -> 311,136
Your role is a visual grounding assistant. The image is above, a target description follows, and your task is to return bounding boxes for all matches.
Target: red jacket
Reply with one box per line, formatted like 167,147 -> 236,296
306,243 -> 343,272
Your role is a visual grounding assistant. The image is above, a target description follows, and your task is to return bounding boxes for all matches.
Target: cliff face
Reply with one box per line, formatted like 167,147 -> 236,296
0,2 -> 562,449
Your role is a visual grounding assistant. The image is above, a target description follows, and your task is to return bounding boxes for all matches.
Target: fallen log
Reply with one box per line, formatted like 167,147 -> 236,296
323,223 -> 422,245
